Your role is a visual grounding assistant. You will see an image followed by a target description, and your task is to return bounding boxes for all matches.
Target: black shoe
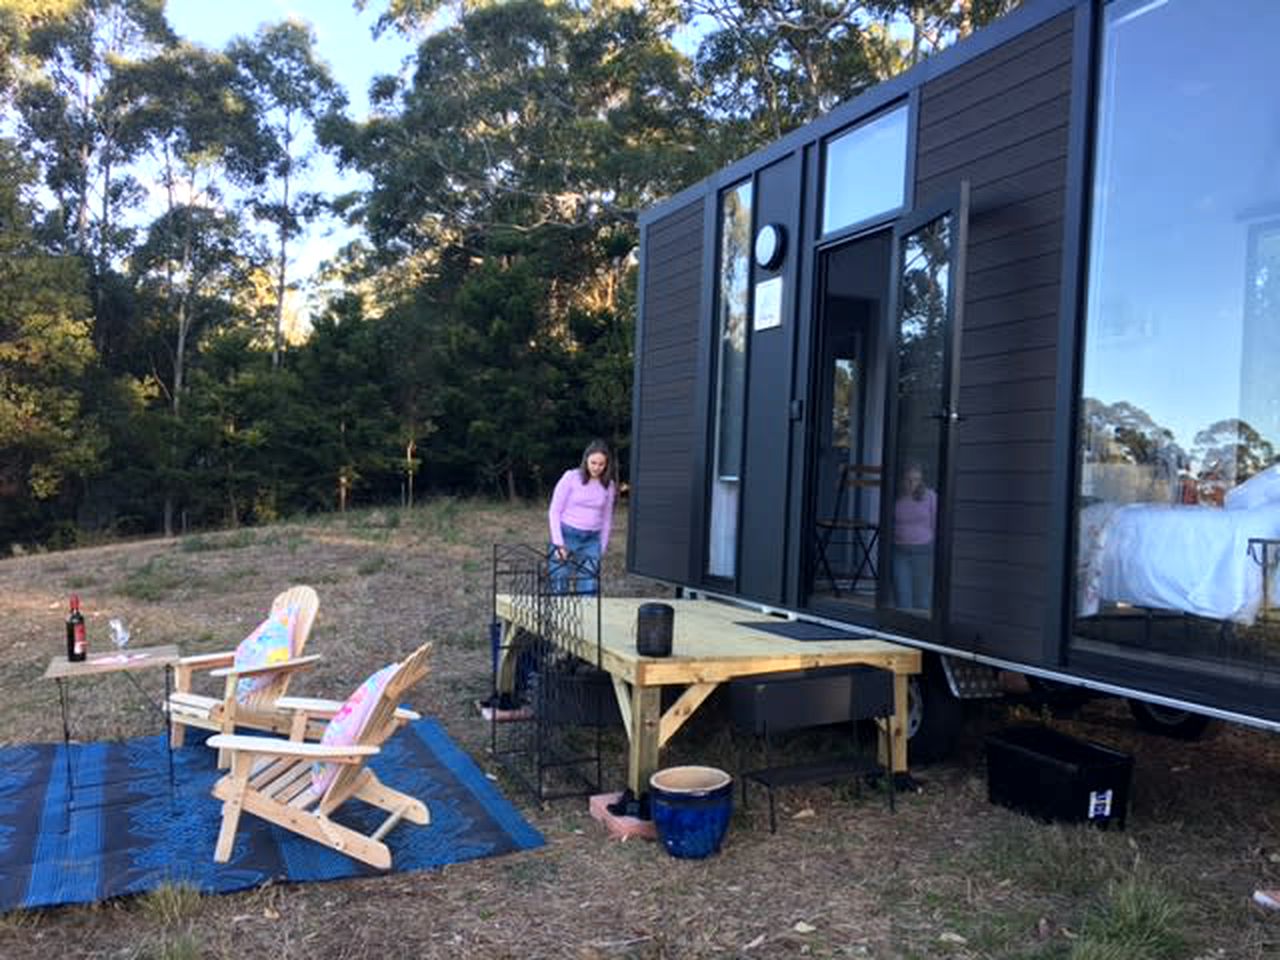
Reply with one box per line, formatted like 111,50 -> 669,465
606,789 -> 652,820
606,788 -> 635,817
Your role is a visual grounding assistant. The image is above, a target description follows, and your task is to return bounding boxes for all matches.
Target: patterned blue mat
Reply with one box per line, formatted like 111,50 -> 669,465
0,719 -> 543,912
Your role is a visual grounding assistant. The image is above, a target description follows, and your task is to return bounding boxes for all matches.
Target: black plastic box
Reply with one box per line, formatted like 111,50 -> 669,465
729,665 -> 894,734
985,725 -> 1133,829
534,665 -> 622,727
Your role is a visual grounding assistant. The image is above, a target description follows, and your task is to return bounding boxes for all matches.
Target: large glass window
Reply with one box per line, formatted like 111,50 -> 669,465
822,106 -> 909,235
1073,0 -> 1280,669
707,180 -> 752,578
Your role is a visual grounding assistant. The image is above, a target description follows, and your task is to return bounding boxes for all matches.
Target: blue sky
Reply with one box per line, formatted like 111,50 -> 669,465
165,0 -> 417,120
164,1 -> 418,299
160,2 -> 705,316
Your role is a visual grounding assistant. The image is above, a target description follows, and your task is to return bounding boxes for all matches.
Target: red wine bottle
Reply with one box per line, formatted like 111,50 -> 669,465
66,595 -> 87,662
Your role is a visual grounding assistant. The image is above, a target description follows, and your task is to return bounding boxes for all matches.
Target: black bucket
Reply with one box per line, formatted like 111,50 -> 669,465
636,602 -> 674,657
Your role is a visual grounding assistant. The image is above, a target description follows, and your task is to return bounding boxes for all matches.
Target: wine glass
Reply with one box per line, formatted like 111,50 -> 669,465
108,618 -> 131,651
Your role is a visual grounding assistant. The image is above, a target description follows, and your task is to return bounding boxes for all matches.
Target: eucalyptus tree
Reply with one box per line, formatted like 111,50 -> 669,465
111,43 -> 267,533
685,0 -> 1024,152
325,0 -> 706,493
7,0 -> 172,276
114,44 -> 263,412
229,20 -> 345,369
893,0 -> 1023,64
130,201 -> 266,532
0,139 -> 101,545
684,0 -> 890,146
335,0 -> 704,268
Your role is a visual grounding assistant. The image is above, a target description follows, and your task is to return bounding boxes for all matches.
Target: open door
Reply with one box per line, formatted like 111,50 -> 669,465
880,183 -> 970,637
804,230 -> 892,613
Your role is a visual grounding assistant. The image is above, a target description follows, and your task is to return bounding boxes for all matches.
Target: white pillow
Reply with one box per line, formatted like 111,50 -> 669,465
1225,464 -> 1280,511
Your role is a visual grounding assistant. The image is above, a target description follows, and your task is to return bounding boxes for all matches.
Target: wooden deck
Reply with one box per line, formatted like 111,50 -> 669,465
493,595 -> 921,794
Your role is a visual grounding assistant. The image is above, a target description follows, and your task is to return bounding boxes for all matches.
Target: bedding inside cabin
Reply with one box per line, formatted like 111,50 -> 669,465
1077,498 -> 1280,625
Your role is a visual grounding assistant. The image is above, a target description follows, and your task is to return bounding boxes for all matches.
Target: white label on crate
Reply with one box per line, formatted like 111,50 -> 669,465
1087,789 -> 1113,819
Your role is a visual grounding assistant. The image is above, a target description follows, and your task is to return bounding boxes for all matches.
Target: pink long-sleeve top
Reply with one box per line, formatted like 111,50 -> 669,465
894,488 -> 937,546
548,468 -> 616,552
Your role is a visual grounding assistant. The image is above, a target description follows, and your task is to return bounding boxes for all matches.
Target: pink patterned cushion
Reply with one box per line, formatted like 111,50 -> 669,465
310,663 -> 400,795
231,604 -> 298,702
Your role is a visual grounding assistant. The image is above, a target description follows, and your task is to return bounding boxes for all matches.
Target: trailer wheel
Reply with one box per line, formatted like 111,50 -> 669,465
906,656 -> 964,764
1127,699 -> 1215,740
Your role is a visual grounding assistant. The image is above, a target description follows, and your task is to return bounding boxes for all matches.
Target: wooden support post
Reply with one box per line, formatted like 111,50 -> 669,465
877,672 -> 910,774
494,619 -> 520,694
628,685 -> 662,795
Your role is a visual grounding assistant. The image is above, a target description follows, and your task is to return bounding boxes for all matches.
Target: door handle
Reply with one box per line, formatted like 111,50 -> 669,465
929,408 -> 967,424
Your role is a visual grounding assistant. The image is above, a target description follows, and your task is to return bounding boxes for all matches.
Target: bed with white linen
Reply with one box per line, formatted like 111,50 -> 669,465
1077,474 -> 1280,625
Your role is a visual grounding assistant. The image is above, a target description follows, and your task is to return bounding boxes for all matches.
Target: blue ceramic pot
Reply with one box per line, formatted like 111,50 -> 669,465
649,766 -> 733,859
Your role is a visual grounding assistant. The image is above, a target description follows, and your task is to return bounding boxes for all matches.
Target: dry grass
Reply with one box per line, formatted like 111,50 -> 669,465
1,500 -> 1279,958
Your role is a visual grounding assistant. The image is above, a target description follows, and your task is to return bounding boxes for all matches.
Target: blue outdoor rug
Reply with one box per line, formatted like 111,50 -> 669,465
0,719 -> 543,912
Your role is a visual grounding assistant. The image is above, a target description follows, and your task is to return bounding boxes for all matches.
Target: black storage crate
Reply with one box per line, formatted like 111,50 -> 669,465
985,725 -> 1133,829
729,665 -> 894,734
533,664 -> 622,727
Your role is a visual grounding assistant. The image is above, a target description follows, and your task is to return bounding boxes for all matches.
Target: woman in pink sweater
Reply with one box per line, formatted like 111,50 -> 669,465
547,439 -> 617,594
892,462 -> 937,612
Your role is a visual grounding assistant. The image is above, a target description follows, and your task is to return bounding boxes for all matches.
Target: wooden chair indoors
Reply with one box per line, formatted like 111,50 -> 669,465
814,464 -> 881,597
167,585 -> 321,756
208,641 -> 434,870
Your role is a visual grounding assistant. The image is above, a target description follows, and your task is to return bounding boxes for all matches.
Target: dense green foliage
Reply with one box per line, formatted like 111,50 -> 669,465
0,0 -> 1020,549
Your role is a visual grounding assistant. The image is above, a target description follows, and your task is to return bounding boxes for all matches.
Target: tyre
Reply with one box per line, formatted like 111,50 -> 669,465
906,655 -> 964,764
1025,675 -> 1095,717
1127,699 -> 1215,740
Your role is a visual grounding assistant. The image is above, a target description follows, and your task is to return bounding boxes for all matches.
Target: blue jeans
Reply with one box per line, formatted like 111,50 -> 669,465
549,524 -> 601,594
892,544 -> 933,612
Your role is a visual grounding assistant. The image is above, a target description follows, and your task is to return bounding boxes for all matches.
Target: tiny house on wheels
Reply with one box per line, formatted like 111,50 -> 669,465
626,0 -> 1280,761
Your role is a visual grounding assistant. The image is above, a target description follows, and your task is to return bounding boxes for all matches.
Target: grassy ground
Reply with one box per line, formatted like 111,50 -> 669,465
1,500 -> 1279,958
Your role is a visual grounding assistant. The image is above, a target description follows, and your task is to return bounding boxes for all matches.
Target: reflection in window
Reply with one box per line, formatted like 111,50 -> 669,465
708,180 -> 752,578
822,106 -> 908,235
832,358 -> 856,449
888,218 -> 950,616
1073,0 -> 1280,670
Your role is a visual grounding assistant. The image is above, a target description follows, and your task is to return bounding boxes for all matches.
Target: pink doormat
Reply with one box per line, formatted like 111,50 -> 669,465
589,792 -> 656,841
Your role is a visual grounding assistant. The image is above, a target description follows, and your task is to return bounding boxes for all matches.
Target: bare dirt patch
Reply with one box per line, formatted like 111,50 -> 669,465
1,501 -> 1278,958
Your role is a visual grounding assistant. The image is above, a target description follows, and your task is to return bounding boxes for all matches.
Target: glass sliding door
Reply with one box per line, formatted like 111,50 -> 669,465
883,185 -> 969,628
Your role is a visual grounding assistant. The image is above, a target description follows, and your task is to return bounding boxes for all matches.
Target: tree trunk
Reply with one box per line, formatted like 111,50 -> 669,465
272,169 -> 289,369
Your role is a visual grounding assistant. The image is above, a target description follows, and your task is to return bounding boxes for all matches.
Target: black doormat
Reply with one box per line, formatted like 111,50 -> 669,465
736,620 -> 875,641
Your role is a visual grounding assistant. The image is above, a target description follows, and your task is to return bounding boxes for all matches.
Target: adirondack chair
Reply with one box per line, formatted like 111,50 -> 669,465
208,641 -> 434,870
167,585 -> 321,754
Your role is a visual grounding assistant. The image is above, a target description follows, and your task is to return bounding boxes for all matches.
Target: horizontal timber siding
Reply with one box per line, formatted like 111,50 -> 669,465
630,198 -> 705,581
915,11 -> 1075,659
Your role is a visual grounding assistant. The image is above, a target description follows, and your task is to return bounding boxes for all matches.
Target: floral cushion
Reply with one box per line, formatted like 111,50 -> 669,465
311,662 -> 400,795
231,605 -> 298,702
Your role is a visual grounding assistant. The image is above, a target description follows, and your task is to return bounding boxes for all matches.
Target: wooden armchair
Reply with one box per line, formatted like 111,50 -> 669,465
167,585 -> 321,754
208,641 -> 434,870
